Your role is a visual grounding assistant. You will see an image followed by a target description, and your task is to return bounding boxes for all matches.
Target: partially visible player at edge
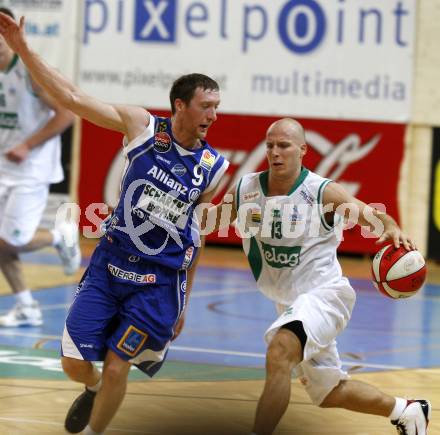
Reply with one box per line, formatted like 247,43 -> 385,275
205,118 -> 431,435
0,7 -> 77,328
0,12 -> 229,435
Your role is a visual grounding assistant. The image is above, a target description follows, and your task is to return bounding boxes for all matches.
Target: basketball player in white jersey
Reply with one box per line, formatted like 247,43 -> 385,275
0,8 -> 78,327
206,118 -> 431,435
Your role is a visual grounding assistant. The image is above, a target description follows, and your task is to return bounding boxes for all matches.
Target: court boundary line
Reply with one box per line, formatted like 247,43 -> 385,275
0,342 -> 404,370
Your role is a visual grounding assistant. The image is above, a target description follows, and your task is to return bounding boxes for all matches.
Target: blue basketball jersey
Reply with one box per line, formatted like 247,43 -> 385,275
104,115 -> 228,270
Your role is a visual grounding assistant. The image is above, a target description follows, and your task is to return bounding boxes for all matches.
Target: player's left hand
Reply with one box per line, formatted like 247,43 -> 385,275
376,227 -> 416,251
172,313 -> 186,341
5,143 -> 30,163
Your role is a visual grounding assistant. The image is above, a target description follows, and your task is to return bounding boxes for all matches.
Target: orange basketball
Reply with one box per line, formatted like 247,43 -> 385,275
371,244 -> 427,299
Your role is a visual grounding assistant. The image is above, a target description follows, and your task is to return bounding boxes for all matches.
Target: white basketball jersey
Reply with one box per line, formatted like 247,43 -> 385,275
236,168 -> 345,305
0,56 -> 63,184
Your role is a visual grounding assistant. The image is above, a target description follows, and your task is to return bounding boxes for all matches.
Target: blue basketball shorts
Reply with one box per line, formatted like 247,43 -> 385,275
61,244 -> 187,377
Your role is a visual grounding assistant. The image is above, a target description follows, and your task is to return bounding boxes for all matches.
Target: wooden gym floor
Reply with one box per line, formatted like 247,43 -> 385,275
0,241 -> 438,434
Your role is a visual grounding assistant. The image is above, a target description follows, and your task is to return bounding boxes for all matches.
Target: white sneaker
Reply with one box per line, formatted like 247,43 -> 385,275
392,399 -> 432,435
55,222 -> 81,275
0,302 -> 43,327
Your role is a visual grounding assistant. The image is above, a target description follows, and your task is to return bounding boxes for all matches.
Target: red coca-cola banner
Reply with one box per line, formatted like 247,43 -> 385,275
78,112 -> 405,254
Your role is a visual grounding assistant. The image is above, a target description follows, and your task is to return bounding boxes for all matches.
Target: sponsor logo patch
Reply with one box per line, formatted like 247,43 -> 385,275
299,189 -> 315,206
244,191 -> 260,201
117,325 -> 148,357
157,120 -> 168,132
261,242 -> 301,268
200,149 -> 215,170
251,207 -> 261,223
154,132 -> 172,153
290,205 -> 302,223
171,163 -> 187,177
147,165 -> 188,194
108,264 -> 156,284
188,188 -> 201,202
103,214 -> 119,233
157,154 -> 171,165
181,280 -> 187,293
182,246 -> 194,269
135,181 -> 190,229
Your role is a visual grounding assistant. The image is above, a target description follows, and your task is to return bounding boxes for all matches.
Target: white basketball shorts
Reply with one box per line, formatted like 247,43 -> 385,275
264,278 -> 356,405
0,182 -> 49,246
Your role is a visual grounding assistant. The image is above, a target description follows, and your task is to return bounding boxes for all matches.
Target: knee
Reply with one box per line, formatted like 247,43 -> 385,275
266,332 -> 302,375
102,360 -> 131,386
0,238 -> 19,256
62,357 -> 91,382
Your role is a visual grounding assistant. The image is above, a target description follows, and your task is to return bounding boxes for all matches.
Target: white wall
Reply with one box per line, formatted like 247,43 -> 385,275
401,1 -> 440,254
412,1 -> 440,125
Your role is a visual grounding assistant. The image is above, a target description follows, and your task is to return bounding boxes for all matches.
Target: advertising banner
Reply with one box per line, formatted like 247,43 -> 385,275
0,0 -> 78,78
428,128 -> 440,260
77,114 -> 405,254
78,0 -> 416,122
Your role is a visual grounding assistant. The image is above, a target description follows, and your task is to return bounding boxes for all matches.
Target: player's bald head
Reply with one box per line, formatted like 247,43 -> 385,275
267,118 -> 306,145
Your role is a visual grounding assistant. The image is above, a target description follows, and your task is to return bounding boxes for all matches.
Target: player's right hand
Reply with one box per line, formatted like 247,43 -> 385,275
0,13 -> 26,54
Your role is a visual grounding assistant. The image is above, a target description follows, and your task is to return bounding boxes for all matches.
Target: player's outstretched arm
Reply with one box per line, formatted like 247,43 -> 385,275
202,187 -> 237,234
0,13 -> 148,140
5,86 -> 73,163
323,181 -> 415,250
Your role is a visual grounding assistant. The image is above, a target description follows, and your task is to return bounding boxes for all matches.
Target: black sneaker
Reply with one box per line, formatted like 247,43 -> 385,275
64,388 -> 97,433
391,399 -> 431,435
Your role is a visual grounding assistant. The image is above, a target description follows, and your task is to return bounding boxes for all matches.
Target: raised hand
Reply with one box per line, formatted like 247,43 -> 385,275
0,13 -> 26,54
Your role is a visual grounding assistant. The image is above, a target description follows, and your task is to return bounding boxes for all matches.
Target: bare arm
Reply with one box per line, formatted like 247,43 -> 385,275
322,181 -> 415,250
0,14 -> 148,141
202,185 -> 237,234
5,85 -> 74,163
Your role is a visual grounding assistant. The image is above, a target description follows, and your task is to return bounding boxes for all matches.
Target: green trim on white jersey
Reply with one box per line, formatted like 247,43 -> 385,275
318,179 -> 333,231
5,54 -> 18,73
248,236 -> 263,281
258,166 -> 310,197
237,168 -> 344,306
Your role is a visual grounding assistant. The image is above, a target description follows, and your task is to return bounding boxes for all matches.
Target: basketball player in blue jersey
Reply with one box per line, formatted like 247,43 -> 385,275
0,13 -> 229,435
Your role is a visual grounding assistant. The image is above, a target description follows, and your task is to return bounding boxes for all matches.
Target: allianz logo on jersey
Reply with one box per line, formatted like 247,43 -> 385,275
261,242 -> 301,268
147,165 -> 188,195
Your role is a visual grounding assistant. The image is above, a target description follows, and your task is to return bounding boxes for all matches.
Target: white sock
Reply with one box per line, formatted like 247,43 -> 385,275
83,425 -> 101,435
86,378 -> 102,393
50,228 -> 61,246
15,290 -> 34,306
389,397 -> 408,420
